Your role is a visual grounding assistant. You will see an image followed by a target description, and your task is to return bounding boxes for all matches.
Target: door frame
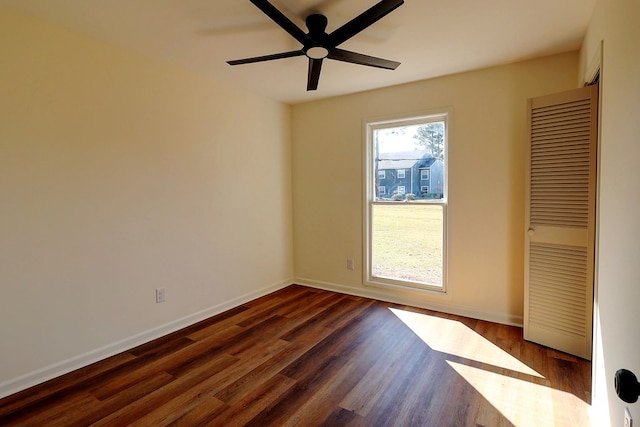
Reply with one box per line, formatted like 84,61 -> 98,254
586,39 -> 603,406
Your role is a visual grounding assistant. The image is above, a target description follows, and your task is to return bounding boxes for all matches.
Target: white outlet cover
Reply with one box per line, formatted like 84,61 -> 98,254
156,288 -> 166,303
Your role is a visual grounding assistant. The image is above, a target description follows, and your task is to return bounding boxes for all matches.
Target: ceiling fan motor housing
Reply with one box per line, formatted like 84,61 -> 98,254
306,14 -> 328,36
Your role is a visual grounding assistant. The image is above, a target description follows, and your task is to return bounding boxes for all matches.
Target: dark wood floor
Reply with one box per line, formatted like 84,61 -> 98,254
0,285 -> 591,426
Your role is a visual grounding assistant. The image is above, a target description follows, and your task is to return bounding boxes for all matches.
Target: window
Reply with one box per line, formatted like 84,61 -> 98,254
378,170 -> 386,179
365,112 -> 448,292
397,169 -> 406,178
379,186 -> 386,195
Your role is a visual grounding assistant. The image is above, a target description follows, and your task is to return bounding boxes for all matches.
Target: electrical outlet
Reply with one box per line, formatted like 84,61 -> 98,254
347,259 -> 354,270
625,408 -> 633,427
156,288 -> 166,303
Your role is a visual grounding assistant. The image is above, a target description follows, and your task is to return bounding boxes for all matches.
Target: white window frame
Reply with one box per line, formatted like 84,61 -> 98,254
397,185 -> 406,195
421,186 -> 429,193
397,169 -> 406,178
379,186 -> 386,195
421,169 -> 430,180
363,111 -> 449,294
378,170 -> 386,179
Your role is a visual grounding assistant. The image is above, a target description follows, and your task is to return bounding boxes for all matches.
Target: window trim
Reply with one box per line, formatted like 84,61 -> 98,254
363,111 -> 450,294
397,169 -> 406,178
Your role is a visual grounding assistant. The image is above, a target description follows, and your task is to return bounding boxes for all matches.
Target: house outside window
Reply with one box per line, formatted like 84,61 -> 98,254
421,169 -> 430,180
397,186 -> 406,195
379,186 -> 386,195
397,169 -> 406,178
378,170 -> 386,179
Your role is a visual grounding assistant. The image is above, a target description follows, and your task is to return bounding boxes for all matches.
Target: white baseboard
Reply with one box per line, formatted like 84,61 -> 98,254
294,277 -> 524,327
0,278 -> 294,400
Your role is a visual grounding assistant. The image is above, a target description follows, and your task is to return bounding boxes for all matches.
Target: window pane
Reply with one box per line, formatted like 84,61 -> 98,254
372,203 -> 443,286
374,122 -> 444,201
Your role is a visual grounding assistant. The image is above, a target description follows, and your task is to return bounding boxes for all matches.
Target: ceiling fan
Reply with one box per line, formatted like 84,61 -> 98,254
227,0 -> 404,91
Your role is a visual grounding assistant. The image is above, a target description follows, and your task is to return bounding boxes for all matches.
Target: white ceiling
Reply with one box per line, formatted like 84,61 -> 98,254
1,0 -> 596,104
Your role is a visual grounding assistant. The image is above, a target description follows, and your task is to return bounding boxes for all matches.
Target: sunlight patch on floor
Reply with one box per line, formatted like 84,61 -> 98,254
389,308 -> 543,378
447,361 -> 591,427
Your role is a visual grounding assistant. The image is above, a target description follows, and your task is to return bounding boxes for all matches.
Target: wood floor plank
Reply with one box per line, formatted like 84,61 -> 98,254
318,407 -> 364,426
244,302 -> 401,425
14,392 -> 101,427
237,291 -> 319,329
361,343 -> 446,426
180,307 -> 251,342
434,369 -> 488,427
0,352 -> 137,419
189,337 -> 291,400
89,358 -> 176,401
278,294 -> 362,342
126,378 -> 227,427
242,284 -> 312,309
184,300 -> 284,343
89,354 -> 238,427
0,285 -> 593,427
88,326 -> 245,401
317,296 -> 375,330
164,401 -> 228,427
166,325 -> 246,377
213,323 -> 334,406
280,304 -> 407,426
275,288 -> 345,319
208,374 -> 297,427
340,325 -> 430,417
67,372 -> 177,427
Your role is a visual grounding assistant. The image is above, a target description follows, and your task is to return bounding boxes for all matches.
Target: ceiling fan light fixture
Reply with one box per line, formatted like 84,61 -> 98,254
306,46 -> 329,59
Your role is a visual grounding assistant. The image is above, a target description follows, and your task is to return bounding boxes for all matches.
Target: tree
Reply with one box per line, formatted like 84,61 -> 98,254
413,122 -> 444,159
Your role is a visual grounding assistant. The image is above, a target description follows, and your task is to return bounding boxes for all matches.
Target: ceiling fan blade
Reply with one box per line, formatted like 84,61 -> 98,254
328,48 -> 400,70
227,50 -> 305,65
250,0 -> 311,46
328,0 -> 404,47
307,58 -> 323,91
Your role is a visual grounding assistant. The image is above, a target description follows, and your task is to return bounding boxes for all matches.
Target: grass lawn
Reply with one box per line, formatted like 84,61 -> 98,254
372,203 -> 443,286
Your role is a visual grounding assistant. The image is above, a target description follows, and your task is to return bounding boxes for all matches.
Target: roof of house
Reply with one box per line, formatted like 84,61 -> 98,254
378,150 -> 435,170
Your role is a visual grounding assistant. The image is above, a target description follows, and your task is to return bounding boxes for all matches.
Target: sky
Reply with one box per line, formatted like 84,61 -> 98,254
376,124 -> 425,153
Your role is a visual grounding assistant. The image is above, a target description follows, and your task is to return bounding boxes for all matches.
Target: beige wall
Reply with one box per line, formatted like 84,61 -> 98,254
0,7 -> 293,396
292,52 -> 580,325
580,0 -> 640,425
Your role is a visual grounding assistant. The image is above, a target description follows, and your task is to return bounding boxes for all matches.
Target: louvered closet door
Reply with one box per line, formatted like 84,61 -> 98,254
524,84 -> 598,360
